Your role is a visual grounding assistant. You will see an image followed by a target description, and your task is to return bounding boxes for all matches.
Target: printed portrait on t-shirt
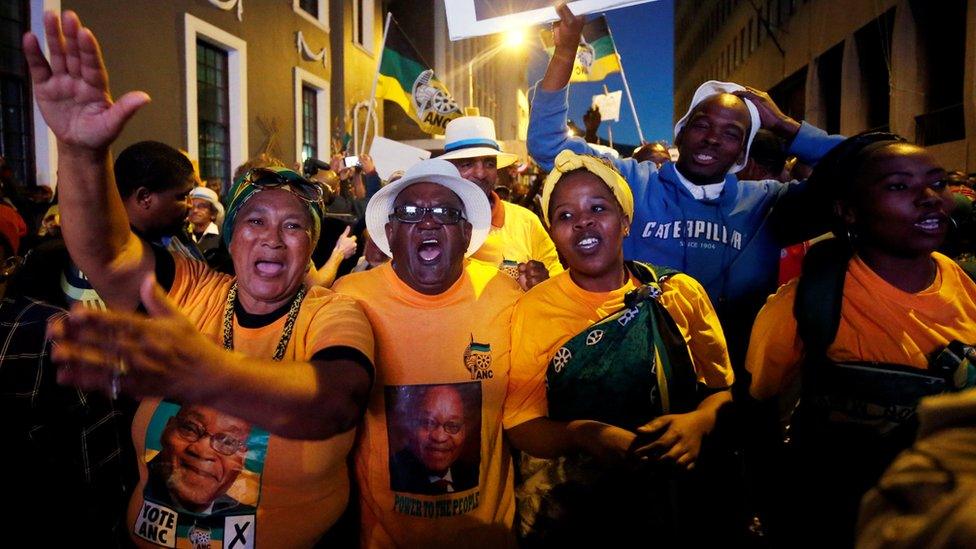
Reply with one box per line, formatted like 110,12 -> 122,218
133,400 -> 268,548
386,382 -> 482,496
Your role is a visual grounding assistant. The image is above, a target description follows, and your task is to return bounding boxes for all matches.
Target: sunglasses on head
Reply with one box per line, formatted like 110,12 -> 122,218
389,204 -> 466,225
239,167 -> 324,205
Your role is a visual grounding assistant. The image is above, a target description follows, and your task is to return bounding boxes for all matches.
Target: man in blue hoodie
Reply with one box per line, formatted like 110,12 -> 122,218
528,4 -> 844,370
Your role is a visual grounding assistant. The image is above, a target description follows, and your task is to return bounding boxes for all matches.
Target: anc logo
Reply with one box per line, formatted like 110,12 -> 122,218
411,69 -> 462,134
463,335 -> 494,380
575,39 -> 595,76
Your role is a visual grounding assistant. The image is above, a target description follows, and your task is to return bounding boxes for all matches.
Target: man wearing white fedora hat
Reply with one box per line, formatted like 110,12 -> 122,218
437,115 -> 562,291
335,158 -> 640,547
187,186 -> 224,255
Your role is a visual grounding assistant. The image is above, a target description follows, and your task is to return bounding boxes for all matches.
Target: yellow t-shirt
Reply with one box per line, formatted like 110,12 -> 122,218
333,260 -> 540,548
127,256 -> 375,548
747,253 -> 976,400
511,269 -> 734,402
471,200 -> 563,277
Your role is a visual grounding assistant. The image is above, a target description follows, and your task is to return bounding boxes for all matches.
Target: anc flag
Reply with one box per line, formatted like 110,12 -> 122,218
540,15 -> 622,82
377,18 -> 462,135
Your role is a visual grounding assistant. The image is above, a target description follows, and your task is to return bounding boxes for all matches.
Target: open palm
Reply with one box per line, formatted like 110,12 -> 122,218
552,3 -> 585,51
23,11 -> 149,150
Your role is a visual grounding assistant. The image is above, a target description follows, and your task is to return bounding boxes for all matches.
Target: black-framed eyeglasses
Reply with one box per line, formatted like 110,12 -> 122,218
174,417 -> 247,456
389,205 -> 466,225
240,167 -> 324,205
416,417 -> 464,435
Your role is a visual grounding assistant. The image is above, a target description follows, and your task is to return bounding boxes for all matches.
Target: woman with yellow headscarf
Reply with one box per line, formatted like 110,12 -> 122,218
511,150 -> 735,545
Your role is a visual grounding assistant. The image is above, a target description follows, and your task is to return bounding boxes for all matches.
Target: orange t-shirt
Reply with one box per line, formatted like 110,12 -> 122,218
127,256 -> 374,548
512,270 -> 734,398
748,253 -> 976,400
334,260 -> 539,548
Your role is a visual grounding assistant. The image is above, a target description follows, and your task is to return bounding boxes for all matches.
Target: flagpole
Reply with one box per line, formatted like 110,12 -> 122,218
604,20 -> 645,144
361,12 -> 393,154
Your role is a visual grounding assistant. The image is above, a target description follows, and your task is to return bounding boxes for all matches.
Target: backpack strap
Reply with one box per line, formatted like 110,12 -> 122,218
793,239 -> 852,360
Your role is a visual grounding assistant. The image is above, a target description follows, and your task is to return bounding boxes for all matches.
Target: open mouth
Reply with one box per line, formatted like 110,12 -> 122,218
575,233 -> 601,253
418,238 -> 442,262
914,214 -> 946,232
255,260 -> 285,276
692,152 -> 717,165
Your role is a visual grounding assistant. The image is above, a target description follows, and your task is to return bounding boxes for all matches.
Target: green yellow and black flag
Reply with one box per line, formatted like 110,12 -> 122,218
376,18 -> 462,135
540,15 -> 622,82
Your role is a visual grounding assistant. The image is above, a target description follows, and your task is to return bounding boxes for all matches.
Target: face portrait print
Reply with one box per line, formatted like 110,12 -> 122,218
135,401 -> 268,549
386,383 -> 482,497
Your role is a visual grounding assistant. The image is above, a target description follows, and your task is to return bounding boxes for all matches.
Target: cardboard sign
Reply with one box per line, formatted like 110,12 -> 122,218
369,137 -> 432,181
592,90 -> 622,122
445,0 -> 656,41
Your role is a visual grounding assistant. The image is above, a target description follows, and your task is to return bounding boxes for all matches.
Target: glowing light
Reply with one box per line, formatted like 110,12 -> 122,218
503,28 -> 526,49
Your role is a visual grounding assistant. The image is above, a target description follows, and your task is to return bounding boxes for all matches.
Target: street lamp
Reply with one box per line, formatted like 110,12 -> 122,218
467,29 -> 526,109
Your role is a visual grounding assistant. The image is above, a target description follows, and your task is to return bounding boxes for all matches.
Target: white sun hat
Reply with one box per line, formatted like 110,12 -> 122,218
365,158 -> 491,257
189,186 -> 225,226
434,116 -> 518,168
673,80 -> 762,174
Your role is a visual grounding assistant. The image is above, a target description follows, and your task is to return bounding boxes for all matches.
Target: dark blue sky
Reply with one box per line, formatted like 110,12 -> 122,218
526,0 -> 674,147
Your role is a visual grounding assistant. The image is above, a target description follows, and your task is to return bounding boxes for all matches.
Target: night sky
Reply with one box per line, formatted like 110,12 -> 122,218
526,0 -> 674,147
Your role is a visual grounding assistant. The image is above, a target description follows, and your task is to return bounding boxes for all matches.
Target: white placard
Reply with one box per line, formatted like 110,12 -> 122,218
444,0 -> 656,41
592,90 -> 622,122
369,137 -> 432,181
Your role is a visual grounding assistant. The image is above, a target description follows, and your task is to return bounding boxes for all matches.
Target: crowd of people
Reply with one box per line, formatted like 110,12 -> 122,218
4,7 -> 976,548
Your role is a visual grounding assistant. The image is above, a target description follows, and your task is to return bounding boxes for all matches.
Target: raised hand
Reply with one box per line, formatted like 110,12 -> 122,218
49,274 -> 225,401
552,3 -> 585,53
583,106 -> 602,133
23,11 -> 150,151
541,3 -> 586,92
359,152 -> 376,175
517,260 -> 549,291
334,225 -> 358,259
732,86 -> 801,139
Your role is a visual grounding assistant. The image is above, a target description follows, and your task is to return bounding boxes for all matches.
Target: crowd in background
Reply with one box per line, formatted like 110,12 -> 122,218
3,7 -> 976,549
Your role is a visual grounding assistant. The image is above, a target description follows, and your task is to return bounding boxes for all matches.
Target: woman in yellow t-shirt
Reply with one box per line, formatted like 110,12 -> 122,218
512,150 -> 734,544
746,132 -> 976,546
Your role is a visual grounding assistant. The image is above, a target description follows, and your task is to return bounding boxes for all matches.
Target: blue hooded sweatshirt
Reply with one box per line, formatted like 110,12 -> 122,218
528,83 -> 845,365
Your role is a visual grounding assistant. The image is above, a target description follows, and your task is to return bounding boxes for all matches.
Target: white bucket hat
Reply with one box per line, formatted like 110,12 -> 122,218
673,80 -> 762,174
435,116 -> 518,168
189,186 -> 225,226
365,159 -> 491,257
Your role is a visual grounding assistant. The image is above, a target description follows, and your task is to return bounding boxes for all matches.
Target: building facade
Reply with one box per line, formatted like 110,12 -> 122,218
674,0 -> 974,171
6,0 -> 382,192
433,0 -> 529,143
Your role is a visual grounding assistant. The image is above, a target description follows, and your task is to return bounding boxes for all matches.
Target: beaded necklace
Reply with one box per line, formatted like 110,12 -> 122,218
222,281 -> 307,360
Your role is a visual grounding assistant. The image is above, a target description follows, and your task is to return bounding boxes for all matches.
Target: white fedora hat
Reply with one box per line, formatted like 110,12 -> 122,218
189,186 -> 225,226
365,158 -> 491,257
435,116 -> 518,168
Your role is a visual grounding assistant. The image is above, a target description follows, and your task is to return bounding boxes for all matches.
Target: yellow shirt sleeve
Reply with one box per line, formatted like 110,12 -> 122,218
659,273 -> 734,388
503,297 -> 549,429
746,279 -> 804,400
302,290 -> 376,365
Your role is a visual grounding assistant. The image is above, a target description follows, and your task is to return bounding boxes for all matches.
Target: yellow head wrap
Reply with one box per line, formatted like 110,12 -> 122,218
540,150 -> 634,226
